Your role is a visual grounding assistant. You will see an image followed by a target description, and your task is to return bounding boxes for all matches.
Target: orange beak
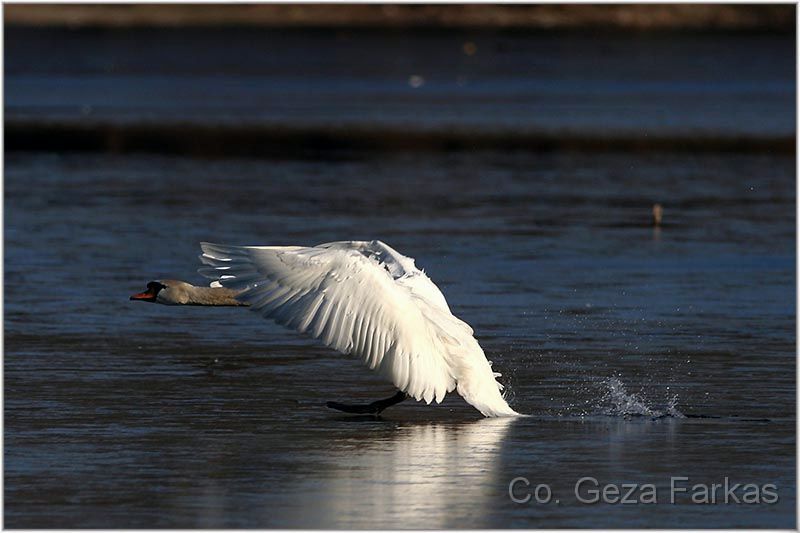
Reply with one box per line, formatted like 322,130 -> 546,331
130,288 -> 158,302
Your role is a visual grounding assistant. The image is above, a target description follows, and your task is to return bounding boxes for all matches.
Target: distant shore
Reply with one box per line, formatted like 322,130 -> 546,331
5,4 -> 794,31
6,120 -> 794,158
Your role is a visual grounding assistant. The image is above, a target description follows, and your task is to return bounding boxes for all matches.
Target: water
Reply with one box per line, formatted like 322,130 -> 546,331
5,28 -> 795,138
4,28 -> 796,528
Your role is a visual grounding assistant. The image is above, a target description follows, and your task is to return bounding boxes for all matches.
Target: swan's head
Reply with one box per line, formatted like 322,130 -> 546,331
130,280 -> 192,305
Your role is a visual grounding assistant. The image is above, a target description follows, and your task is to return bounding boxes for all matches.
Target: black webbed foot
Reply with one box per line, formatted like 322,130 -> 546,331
326,391 -> 408,415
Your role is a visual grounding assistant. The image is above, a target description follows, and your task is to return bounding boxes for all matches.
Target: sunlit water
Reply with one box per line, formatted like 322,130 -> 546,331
5,149 -> 794,527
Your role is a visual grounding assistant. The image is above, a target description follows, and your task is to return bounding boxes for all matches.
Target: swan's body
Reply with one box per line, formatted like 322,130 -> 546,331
133,240 -> 518,417
130,280 -> 245,306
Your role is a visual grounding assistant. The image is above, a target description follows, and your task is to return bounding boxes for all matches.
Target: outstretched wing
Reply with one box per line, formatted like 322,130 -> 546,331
316,240 -> 455,316
198,242 -> 457,404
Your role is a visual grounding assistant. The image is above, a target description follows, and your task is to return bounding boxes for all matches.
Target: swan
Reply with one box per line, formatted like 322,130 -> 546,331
130,240 -> 519,418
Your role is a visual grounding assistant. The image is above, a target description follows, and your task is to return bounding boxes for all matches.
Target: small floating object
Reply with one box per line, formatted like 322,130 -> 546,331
408,75 -> 425,88
463,41 -> 477,56
652,203 -> 663,227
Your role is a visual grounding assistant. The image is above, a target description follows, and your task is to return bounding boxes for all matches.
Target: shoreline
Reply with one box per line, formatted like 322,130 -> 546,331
6,120 -> 794,157
5,5 -> 794,31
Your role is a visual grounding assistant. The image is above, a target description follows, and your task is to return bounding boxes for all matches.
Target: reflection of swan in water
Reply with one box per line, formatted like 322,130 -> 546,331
272,417 -> 516,528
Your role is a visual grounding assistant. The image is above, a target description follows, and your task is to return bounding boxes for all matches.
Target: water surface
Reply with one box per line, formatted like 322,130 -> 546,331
4,23 -> 796,529
5,149 -> 794,527
5,28 -> 795,138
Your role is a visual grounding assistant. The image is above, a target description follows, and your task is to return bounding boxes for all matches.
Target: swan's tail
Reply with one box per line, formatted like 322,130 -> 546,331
454,350 -> 520,417
419,294 -> 521,417
458,379 -> 520,417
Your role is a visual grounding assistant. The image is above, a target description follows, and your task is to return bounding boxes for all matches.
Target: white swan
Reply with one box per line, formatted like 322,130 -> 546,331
132,240 -> 519,418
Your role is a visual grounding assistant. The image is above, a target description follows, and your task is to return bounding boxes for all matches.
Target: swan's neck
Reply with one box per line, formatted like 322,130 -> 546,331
183,285 -> 246,306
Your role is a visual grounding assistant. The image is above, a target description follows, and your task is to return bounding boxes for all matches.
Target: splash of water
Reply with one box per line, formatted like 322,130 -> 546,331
599,377 -> 684,419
